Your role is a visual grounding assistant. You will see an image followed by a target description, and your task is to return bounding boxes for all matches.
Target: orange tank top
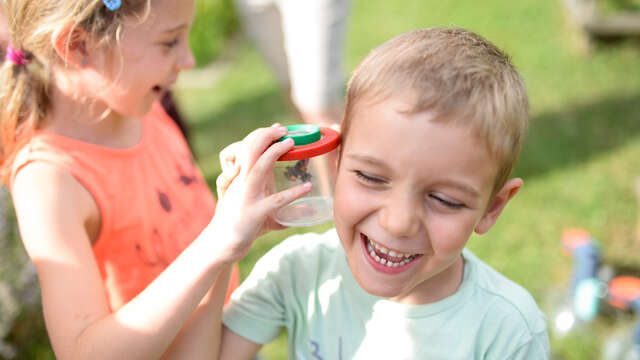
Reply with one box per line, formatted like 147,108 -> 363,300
11,103 -> 239,310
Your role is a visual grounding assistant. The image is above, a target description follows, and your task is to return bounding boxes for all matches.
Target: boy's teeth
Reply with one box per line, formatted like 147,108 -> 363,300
366,236 -> 416,267
368,237 -> 414,258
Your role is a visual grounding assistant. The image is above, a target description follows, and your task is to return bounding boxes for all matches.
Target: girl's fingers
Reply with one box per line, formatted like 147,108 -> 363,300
245,137 -> 294,191
241,126 -> 288,172
257,182 -> 312,216
223,127 -> 265,176
216,164 -> 240,200
219,141 -> 242,174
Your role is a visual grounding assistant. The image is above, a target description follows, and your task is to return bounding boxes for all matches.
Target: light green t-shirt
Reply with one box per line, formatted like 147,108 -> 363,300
223,229 -> 549,359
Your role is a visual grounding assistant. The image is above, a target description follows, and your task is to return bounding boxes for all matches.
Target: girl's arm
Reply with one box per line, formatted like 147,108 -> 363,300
160,151 -> 243,360
219,326 -> 263,360
161,266 -> 232,360
12,162 -> 232,360
11,126 -> 306,360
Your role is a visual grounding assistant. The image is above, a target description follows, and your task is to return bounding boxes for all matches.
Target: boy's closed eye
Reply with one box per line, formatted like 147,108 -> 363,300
355,170 -> 464,204
354,170 -> 386,185
429,194 -> 465,210
352,168 -> 467,210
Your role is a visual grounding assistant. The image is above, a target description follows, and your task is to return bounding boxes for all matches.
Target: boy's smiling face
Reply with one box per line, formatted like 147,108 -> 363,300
334,95 -> 517,305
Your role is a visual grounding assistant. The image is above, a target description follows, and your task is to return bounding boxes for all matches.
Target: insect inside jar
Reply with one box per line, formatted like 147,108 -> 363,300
284,159 -> 312,182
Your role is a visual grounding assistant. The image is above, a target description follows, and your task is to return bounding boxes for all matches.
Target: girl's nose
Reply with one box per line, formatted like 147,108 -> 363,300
378,192 -> 422,238
179,42 -> 196,71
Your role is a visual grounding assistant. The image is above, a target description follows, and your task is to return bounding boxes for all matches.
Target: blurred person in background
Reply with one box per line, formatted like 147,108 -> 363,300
234,0 -> 350,128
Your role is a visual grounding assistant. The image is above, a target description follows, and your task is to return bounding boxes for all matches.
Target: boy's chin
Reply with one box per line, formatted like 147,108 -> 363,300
362,285 -> 402,299
349,264 -> 408,300
359,280 -> 415,303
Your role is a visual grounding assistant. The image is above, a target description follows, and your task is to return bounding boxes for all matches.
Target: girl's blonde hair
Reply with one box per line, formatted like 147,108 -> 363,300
342,28 -> 529,198
0,0 -> 151,182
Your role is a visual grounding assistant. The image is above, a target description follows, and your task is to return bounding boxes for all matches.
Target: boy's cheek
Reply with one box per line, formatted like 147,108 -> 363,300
332,192 -> 350,226
333,182 -> 358,230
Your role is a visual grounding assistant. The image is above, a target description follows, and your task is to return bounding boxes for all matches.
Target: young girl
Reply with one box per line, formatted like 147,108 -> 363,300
0,0 -> 310,358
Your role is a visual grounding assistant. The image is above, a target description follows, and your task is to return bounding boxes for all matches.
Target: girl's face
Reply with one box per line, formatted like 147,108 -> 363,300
88,0 -> 196,118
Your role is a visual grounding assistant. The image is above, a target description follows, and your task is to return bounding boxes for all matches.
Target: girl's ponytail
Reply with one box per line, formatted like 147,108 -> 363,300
0,46 -> 51,182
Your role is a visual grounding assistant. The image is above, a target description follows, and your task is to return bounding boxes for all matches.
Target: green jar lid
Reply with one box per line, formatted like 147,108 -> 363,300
277,124 -> 321,146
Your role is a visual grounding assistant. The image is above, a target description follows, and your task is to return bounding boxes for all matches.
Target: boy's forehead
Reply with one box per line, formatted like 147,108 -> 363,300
348,94 -> 491,146
347,95 -> 438,139
344,96 -> 496,164
347,94 -> 412,130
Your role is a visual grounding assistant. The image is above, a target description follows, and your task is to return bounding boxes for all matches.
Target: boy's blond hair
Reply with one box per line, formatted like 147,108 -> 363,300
0,0 -> 151,181
342,28 -> 529,197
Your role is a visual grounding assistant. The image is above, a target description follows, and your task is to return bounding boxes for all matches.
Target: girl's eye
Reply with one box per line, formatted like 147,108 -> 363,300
162,38 -> 179,49
354,170 -> 384,184
430,194 -> 464,209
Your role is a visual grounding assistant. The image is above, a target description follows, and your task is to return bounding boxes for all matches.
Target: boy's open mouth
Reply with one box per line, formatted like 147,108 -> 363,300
361,233 -> 421,269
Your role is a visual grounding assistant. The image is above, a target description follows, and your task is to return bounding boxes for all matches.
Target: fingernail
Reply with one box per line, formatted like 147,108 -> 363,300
302,182 -> 312,189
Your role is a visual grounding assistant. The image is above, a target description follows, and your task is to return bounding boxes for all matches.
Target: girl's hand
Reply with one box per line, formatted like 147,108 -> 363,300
216,123 -> 283,195
210,126 -> 312,263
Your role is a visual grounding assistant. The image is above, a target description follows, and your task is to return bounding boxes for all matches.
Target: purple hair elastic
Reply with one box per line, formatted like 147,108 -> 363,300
5,45 -> 30,66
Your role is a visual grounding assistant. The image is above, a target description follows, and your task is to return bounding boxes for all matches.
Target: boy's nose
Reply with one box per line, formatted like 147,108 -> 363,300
378,193 -> 422,239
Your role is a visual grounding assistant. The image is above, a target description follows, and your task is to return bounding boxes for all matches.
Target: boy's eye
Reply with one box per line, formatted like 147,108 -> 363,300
429,194 -> 464,209
354,170 -> 385,184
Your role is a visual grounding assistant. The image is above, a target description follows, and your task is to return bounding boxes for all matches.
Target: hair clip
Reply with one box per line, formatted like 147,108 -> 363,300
5,45 -> 30,66
103,0 -> 122,11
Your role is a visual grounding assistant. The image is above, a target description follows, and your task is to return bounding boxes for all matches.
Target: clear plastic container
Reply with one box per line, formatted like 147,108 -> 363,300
272,124 -> 340,227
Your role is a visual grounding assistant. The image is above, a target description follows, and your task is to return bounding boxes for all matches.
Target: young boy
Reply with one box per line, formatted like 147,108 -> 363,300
218,27 -> 549,359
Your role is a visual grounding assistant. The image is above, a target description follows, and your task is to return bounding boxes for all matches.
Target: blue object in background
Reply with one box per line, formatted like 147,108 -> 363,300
574,277 -> 601,322
631,298 -> 640,348
570,242 -> 601,295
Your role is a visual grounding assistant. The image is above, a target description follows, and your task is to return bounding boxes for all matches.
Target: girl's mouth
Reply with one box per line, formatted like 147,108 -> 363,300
361,233 -> 422,273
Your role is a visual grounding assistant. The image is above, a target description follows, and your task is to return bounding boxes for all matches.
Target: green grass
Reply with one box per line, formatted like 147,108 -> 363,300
189,0 -> 238,67
600,0 -> 640,13
175,0 -> 640,359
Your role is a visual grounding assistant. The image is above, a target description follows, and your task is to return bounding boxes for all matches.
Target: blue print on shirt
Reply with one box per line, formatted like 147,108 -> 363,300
306,337 -> 343,360
310,341 -> 323,360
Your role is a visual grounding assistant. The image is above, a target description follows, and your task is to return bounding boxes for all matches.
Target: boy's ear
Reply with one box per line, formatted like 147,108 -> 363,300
52,24 -> 90,68
474,178 -> 523,235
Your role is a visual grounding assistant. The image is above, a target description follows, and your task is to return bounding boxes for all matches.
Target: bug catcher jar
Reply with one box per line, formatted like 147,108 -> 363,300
273,124 -> 340,227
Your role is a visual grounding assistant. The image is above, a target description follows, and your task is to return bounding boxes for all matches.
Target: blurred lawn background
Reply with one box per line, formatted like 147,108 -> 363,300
3,0 -> 640,358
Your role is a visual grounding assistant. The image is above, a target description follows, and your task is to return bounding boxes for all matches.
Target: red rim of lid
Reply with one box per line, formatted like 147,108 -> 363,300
278,127 -> 340,161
